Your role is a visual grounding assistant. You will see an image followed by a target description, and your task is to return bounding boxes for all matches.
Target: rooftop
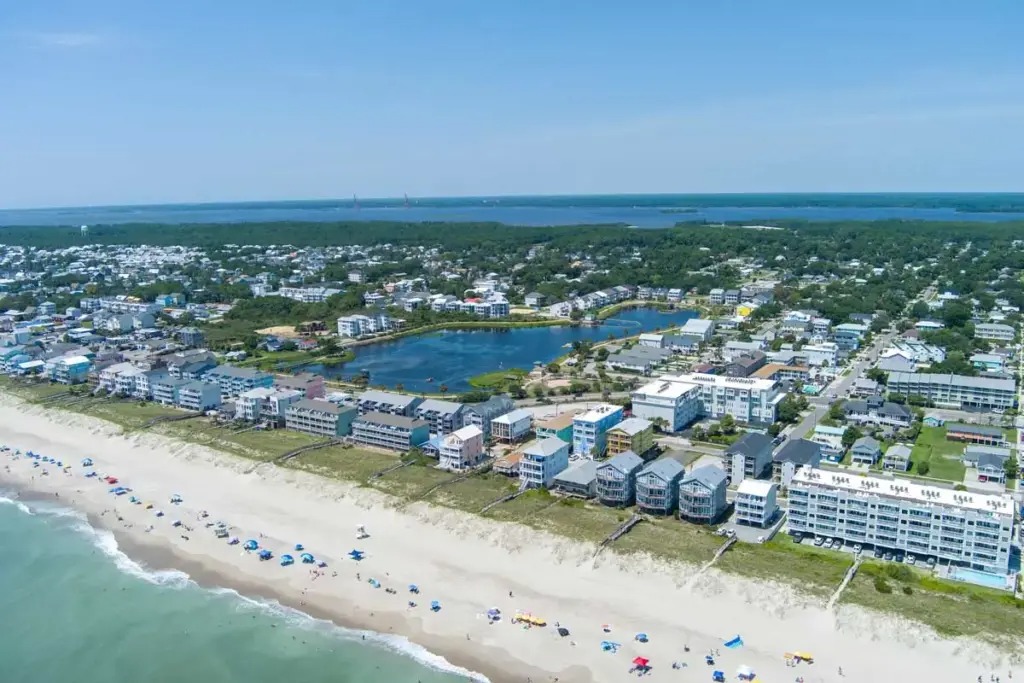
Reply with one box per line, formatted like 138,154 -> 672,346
354,412 -> 429,430
609,417 -> 652,436
537,413 -> 575,430
736,479 -> 776,497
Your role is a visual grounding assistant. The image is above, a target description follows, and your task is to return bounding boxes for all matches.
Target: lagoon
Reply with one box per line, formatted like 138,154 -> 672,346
306,308 -> 697,394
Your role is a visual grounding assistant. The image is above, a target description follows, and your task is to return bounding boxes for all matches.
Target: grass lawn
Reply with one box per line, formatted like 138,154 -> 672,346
65,400 -> 183,430
370,462 -> 453,499
484,487 -> 562,522
611,517 -> 722,565
156,420 -> 323,462
910,426 -> 966,482
530,500 -> 624,545
283,445 -> 398,483
842,561 -> 1024,646
715,535 -> 853,598
468,368 -> 528,389
425,472 -> 518,513
0,378 -> 71,402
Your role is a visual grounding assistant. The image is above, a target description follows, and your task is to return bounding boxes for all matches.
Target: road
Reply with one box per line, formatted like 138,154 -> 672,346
787,328 -> 899,441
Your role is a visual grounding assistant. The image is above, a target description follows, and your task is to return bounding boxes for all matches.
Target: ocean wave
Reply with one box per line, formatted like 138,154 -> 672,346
0,493 -> 34,516
209,586 -> 490,681
72,521 -> 193,588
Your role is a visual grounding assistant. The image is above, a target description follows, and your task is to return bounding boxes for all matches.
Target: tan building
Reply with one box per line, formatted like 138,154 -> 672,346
606,417 -> 654,457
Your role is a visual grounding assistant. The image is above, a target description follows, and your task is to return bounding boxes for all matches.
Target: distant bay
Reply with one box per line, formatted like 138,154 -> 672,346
4,193 -> 1024,228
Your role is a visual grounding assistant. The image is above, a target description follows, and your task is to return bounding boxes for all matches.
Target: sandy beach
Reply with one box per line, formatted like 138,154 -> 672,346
0,393 -> 1018,683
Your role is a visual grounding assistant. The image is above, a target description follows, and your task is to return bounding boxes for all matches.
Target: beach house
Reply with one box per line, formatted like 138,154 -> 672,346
351,412 -> 430,451
490,408 -> 533,444
235,387 -> 303,425
535,413 -> 574,445
882,443 -> 913,471
552,461 -> 599,498
152,377 -> 190,406
285,399 -> 357,437
50,355 -> 92,384
438,425 -> 485,471
725,432 -> 774,483
414,399 -> 466,436
842,397 -> 913,428
772,439 -> 822,486
788,468 -> 1014,573
630,378 -> 702,432
962,445 -> 1011,484
176,381 -> 222,412
849,436 -> 882,466
635,458 -> 686,515
519,437 -> 570,489
595,451 -> 644,506
464,396 -> 515,439
572,404 -> 624,458
734,479 -> 779,528
945,423 -> 1007,447
274,373 -> 326,399
677,465 -> 728,523
810,424 -> 847,462
605,417 -> 655,457
203,365 -> 274,399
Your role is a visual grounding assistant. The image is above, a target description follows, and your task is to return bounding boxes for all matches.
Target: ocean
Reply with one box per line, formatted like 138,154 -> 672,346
0,493 -> 473,683
3,193 -> 1024,227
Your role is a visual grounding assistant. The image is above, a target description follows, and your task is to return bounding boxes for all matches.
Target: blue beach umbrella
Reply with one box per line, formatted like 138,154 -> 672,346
300,553 -> 315,564
244,539 -> 259,551
280,554 -> 294,566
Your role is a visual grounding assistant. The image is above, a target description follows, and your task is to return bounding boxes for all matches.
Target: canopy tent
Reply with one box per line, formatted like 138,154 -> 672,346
348,550 -> 365,561
736,664 -> 755,680
244,540 -> 259,551
724,635 -> 744,649
300,553 -> 315,564
632,657 -> 649,667
81,458 -> 93,467
280,554 -> 295,566
712,671 -> 725,682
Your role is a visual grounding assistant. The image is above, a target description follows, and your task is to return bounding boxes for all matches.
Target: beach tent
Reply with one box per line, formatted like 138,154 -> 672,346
348,550 -> 364,561
635,633 -> 649,643
486,608 -> 501,621
724,635 -> 744,649
792,651 -> 814,663
300,553 -> 315,564
258,549 -> 273,561
712,671 -> 725,682
294,544 -> 304,551
81,458 -> 93,467
280,554 -> 294,566
244,540 -> 259,551
600,641 -> 620,653
369,579 -> 380,588
430,600 -> 441,612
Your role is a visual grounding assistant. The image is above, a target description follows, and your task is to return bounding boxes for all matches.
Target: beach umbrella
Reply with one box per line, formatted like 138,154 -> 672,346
258,549 -> 272,560
294,543 -> 304,551
244,539 -> 259,551
348,550 -> 364,561
486,608 -> 501,620
557,627 -> 570,637
300,553 -> 314,564
81,458 -> 93,467
632,657 -> 649,667
280,554 -> 294,566
635,633 -> 649,643
430,600 -> 441,612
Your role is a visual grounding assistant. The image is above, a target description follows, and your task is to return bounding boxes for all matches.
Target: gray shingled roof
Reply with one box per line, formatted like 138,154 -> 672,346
523,437 -> 569,457
680,464 -> 726,489
727,432 -> 773,457
553,460 -> 599,486
639,457 -> 685,482
773,439 -> 821,465
598,450 -> 644,475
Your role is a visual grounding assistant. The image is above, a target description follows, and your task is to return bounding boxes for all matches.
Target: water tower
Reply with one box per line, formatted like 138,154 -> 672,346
80,224 -> 89,237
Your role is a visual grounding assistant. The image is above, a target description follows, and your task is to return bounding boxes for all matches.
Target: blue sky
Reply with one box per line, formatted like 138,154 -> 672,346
2,1 -> 1023,208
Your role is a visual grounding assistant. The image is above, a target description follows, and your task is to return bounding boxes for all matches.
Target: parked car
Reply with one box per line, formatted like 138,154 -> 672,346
883,552 -> 894,561
926,557 -> 936,569
873,547 -> 884,559
825,537 -> 834,548
853,543 -> 863,554
813,537 -> 825,547
791,533 -> 803,544
895,552 -> 905,563
907,555 -> 917,566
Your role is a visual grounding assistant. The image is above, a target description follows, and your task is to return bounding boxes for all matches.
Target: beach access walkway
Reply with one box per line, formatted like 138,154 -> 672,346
826,555 -> 863,610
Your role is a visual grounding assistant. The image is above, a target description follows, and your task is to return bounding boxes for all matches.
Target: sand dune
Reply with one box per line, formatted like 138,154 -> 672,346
0,394 -> 1016,683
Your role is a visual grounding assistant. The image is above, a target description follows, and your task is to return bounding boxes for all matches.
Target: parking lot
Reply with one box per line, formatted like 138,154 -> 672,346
789,532 -> 939,569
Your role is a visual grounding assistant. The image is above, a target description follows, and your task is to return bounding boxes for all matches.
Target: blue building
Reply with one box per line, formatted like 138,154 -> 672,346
572,403 -> 624,458
50,355 -> 92,384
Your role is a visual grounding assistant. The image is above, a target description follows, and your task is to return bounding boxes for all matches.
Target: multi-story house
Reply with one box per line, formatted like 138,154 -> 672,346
135,368 -> 170,400
595,451 -> 644,507
708,288 -> 725,305
177,327 -> 205,348
519,437 -> 570,489
152,377 -> 190,406
337,313 -> 399,338
356,390 -> 422,417
50,355 -> 92,384
351,412 -> 430,451
842,397 -> 913,428
883,443 -> 913,471
788,468 -> 1014,573
464,395 -> 516,440
886,372 -> 1016,411
273,372 -> 326,399
177,381 -> 222,411
678,465 -> 728,522
772,439 -> 822,486
962,446 -> 1011,484
802,342 -> 839,367
630,378 -> 702,432
945,423 -> 1007,446
438,425 -> 485,471
974,323 -> 1015,343
734,479 -> 779,528
414,399 -> 466,436
572,404 -> 624,458
849,436 -> 882,466
635,458 -> 685,515
534,413 -> 574,444
491,408 -> 533,444
286,399 -> 357,437
605,417 -> 655,457
725,432 -> 774,482
204,365 -> 274,399
98,362 -> 137,393
235,388 -> 303,424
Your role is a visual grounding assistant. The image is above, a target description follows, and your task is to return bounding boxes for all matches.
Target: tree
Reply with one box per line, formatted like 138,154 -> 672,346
439,384 -> 449,395
776,395 -> 802,424
569,309 -> 584,322
767,422 -> 782,437
940,301 -> 972,329
595,347 -> 609,361
719,414 -> 736,435
916,460 -> 930,476
531,384 -> 546,399
870,313 -> 890,333
546,362 -> 560,374
865,367 -> 887,385
828,400 -> 846,421
395,383 -> 405,393
1005,458 -> 1018,481
910,301 -> 929,319
650,417 -> 669,432
841,425 -> 862,449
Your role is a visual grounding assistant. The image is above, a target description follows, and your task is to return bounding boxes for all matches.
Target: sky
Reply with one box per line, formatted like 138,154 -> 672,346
2,1 -> 1023,208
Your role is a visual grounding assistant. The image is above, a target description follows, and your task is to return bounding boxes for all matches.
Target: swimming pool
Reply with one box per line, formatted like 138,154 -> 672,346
948,567 -> 1012,590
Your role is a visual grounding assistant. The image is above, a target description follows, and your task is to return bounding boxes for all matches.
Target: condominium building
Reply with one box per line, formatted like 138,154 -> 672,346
414,399 -> 466,436
725,432 -> 775,482
438,425 -> 485,471
734,479 -> 779,528
606,417 -> 655,457
203,365 -> 274,399
235,387 -> 303,424
788,468 -> 1014,573
491,408 -> 533,444
177,381 -> 222,411
351,412 -> 430,451
285,399 -> 357,437
677,465 -> 728,522
974,323 -> 1015,342
274,373 -> 326,399
519,437 -> 570,489
152,377 -> 190,406
630,378 -> 702,432
337,313 -> 400,338
464,395 -> 515,439
572,404 -> 624,458
673,373 -> 784,424
886,372 -> 1016,411
356,390 -> 422,417
802,342 -> 839,367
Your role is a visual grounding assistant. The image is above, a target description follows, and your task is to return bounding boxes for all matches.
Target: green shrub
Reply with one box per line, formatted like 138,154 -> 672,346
902,585 -> 913,595
873,577 -> 893,593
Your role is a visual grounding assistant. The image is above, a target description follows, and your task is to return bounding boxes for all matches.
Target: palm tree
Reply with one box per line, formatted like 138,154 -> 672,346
439,384 -> 449,396
395,383 -> 405,392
